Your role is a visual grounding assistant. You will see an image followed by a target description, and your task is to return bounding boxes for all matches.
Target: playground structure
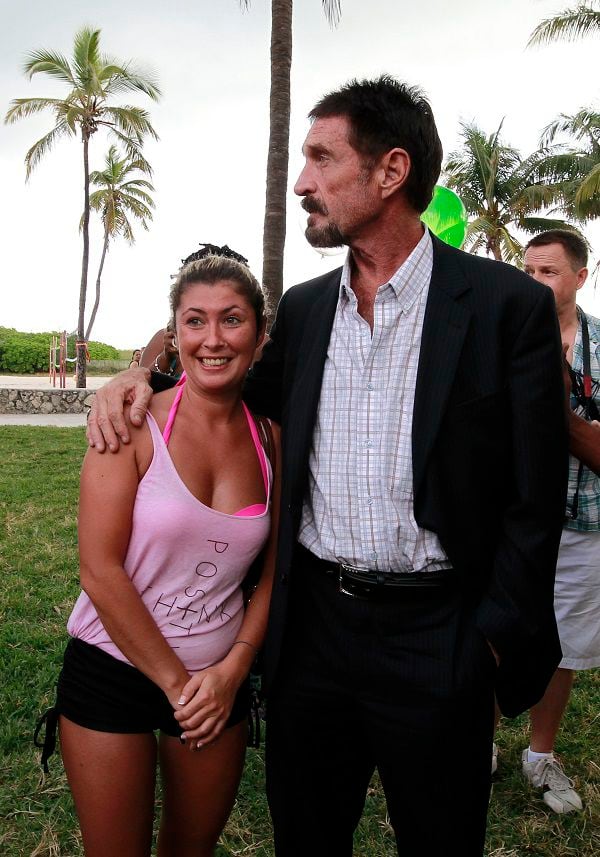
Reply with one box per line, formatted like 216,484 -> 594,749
49,331 -> 88,387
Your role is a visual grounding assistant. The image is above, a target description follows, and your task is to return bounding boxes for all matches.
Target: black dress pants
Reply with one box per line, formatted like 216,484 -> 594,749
265,550 -> 496,857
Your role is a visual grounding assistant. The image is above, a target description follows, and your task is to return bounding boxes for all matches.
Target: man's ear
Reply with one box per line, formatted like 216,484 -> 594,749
576,267 -> 588,290
379,148 -> 411,199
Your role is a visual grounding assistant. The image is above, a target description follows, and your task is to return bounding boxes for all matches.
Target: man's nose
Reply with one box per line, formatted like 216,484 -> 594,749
294,162 -> 315,197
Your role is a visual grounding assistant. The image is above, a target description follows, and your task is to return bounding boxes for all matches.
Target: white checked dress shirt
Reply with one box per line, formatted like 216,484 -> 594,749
298,228 -> 451,573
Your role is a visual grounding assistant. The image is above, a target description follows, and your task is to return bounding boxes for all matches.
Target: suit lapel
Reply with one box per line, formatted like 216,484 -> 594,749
287,271 -> 341,500
412,238 -> 472,496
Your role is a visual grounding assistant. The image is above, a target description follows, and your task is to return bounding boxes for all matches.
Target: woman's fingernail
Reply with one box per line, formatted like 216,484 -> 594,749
196,741 -> 203,750
177,695 -> 186,705
179,734 -> 186,744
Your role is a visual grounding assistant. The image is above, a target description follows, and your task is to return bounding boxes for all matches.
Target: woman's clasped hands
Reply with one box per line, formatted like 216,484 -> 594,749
174,662 -> 241,749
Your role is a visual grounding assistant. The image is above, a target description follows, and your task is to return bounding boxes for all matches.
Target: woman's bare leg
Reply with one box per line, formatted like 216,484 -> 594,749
157,721 -> 247,857
59,715 -> 157,857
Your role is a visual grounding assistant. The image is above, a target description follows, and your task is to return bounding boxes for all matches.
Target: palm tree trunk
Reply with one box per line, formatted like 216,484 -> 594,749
262,0 -> 292,326
85,223 -> 109,341
76,135 -> 91,388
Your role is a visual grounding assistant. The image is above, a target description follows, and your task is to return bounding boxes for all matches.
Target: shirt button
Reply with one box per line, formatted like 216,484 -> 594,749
371,551 -> 378,560
366,383 -> 374,391
367,497 -> 373,506
365,439 -> 373,448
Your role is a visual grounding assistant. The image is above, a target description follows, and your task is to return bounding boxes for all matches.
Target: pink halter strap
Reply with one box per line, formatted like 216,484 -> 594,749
161,379 -> 269,500
162,382 -> 185,446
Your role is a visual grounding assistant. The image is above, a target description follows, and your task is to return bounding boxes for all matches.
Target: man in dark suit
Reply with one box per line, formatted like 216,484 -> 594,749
242,76 -> 567,856
88,76 -> 567,856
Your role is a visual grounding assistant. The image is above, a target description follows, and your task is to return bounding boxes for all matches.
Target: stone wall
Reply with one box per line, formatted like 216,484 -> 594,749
0,387 -> 95,415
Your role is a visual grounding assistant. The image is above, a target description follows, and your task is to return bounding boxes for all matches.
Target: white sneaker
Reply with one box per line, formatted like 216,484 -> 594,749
521,750 -> 583,813
491,743 -> 498,775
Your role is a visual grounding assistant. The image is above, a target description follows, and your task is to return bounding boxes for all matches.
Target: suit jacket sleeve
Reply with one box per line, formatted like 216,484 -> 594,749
474,284 -> 568,685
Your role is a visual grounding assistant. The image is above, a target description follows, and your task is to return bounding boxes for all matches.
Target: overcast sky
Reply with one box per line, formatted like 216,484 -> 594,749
1,0 -> 599,348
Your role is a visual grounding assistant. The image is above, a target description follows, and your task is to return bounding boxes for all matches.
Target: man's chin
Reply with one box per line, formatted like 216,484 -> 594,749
305,225 -> 345,249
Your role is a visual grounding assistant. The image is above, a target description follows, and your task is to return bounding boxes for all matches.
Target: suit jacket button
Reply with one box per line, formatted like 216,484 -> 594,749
280,572 -> 288,584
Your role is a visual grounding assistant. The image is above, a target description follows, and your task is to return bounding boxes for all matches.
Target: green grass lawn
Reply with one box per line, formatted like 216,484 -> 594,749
0,426 -> 598,856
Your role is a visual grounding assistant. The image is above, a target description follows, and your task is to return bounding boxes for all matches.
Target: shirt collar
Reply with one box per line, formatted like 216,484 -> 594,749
339,227 -> 433,310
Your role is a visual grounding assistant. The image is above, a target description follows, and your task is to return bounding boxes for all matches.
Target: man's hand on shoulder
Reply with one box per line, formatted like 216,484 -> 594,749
86,367 -> 153,453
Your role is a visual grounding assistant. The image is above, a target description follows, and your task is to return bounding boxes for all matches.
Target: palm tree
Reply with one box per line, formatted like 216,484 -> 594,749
240,1 -> 342,319
444,121 -> 572,263
527,1 -> 600,46
534,109 -> 600,222
4,26 -> 160,387
84,145 -> 155,340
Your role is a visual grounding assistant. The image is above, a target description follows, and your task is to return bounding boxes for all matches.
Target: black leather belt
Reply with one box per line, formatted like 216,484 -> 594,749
298,547 -> 454,600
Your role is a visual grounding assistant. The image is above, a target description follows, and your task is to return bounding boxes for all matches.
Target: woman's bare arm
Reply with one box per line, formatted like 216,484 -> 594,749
78,428 -> 189,707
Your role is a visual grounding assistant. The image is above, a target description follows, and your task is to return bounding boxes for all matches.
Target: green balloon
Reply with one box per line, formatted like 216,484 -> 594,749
421,185 -> 467,248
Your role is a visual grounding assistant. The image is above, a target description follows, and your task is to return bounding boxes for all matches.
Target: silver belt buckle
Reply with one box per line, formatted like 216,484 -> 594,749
338,561 -> 368,598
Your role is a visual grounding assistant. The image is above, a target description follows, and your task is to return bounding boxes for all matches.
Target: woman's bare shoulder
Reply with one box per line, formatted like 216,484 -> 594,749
148,388 -> 178,434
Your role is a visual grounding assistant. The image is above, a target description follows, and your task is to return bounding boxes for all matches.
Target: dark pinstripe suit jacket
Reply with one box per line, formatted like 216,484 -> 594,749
244,236 -> 568,718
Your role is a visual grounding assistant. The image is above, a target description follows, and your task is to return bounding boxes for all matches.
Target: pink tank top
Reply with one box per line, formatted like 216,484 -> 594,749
67,390 -> 272,672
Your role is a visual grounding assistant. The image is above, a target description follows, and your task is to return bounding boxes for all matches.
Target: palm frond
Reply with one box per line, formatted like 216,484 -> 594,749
119,192 -> 154,216
24,121 -> 71,178
119,185 -> 155,206
463,232 -> 487,256
65,104 -> 85,134
322,1 -> 342,27
527,4 -> 600,47
514,183 -> 563,213
72,27 -> 102,88
4,97 -> 67,124
102,105 -> 158,141
100,62 -> 161,101
519,216 -> 574,234
497,228 -> 523,264
23,50 -> 76,85
541,108 -> 600,148
105,129 -> 153,174
88,190 -> 107,211
575,162 -> 600,205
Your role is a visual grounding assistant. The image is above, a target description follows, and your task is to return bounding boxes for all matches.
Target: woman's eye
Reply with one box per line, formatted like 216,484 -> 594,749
187,317 -> 203,327
224,316 -> 241,325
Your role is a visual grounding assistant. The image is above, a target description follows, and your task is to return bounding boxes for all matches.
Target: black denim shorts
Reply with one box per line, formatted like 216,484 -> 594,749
35,638 -> 250,771
59,637 -> 249,733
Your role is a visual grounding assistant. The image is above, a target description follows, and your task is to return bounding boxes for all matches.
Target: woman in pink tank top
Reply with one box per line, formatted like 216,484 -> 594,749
50,252 -> 280,856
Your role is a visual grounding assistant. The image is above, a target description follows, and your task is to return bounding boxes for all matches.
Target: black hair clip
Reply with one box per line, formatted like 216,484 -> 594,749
181,243 -> 249,268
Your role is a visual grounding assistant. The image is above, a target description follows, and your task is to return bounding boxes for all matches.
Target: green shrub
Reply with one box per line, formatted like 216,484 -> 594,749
0,327 -> 119,373
87,340 -> 120,360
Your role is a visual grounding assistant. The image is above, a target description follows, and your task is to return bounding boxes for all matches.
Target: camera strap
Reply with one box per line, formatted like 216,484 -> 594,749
570,307 -> 596,519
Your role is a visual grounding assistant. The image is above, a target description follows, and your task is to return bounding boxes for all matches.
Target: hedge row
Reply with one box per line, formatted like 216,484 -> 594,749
0,327 -> 120,374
